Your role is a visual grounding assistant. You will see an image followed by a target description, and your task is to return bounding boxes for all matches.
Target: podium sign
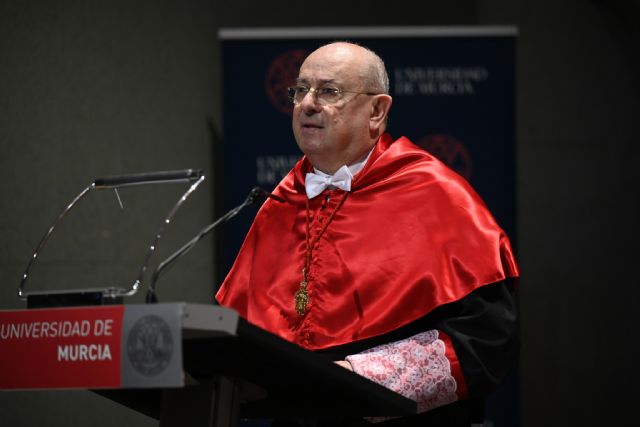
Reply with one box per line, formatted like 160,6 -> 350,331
0,304 -> 185,389
1,303 -> 415,426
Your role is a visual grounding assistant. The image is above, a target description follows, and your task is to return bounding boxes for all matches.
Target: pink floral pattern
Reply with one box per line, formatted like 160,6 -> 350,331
345,330 -> 458,416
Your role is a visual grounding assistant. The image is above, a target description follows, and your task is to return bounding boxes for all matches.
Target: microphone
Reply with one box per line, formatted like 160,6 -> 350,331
251,186 -> 286,203
145,186 -> 285,303
93,169 -> 203,189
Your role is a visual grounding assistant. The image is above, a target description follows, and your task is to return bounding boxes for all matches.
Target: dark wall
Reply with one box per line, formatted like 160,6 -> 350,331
0,1 -> 637,426
513,1 -> 639,425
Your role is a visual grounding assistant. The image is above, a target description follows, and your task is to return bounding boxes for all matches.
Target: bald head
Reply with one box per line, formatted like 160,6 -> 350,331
302,42 -> 389,95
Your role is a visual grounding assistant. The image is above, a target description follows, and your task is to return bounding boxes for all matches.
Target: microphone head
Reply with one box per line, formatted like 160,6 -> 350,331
248,187 -> 286,204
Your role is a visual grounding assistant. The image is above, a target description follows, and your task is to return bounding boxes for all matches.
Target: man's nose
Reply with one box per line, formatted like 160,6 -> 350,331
298,90 -> 322,113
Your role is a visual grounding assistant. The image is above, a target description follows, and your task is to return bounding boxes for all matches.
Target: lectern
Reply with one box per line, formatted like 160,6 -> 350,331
2,170 -> 417,425
0,303 -> 416,427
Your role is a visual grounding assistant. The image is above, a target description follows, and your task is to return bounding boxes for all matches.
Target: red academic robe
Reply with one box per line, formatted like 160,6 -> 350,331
216,134 -> 519,352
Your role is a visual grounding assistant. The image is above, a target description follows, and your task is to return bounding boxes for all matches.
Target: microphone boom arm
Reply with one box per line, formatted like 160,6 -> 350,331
146,187 -> 277,303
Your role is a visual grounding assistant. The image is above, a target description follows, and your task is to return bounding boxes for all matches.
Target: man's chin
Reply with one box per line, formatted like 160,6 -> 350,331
296,138 -> 327,155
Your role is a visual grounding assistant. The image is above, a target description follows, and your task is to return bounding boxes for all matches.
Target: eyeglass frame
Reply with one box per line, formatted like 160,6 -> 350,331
287,84 -> 381,106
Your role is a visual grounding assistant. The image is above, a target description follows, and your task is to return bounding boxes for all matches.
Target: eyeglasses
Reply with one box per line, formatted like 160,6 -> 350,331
287,85 -> 379,105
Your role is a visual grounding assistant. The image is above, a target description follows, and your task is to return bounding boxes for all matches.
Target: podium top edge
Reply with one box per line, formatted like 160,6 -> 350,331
219,26 -> 519,40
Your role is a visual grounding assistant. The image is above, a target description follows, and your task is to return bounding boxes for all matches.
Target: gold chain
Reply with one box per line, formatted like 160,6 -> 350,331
294,193 -> 349,315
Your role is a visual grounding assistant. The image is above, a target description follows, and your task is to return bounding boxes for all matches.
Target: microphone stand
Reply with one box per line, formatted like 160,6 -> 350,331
146,187 -> 283,303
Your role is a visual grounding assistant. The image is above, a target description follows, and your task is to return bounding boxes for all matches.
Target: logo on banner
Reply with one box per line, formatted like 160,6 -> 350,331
418,134 -> 473,180
265,49 -> 308,115
127,315 -> 173,376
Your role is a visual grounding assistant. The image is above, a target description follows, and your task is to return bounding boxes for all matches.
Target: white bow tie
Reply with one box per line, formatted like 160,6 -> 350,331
305,165 -> 353,199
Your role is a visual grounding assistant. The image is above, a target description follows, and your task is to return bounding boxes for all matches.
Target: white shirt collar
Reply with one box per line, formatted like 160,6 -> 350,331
305,145 -> 376,199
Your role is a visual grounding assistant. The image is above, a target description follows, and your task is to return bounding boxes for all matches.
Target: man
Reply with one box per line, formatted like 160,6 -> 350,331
217,42 -> 519,426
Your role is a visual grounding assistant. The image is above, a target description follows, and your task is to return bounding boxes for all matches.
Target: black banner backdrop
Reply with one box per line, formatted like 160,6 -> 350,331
219,27 -> 517,426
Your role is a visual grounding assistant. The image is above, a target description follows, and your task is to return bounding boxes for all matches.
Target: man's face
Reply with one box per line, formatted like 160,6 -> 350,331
292,45 -> 374,173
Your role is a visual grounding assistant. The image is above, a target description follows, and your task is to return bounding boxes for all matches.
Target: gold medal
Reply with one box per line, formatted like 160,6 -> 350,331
295,268 -> 309,315
294,280 -> 309,315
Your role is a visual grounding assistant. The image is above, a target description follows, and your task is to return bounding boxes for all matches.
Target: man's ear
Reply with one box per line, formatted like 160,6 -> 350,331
369,94 -> 393,134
